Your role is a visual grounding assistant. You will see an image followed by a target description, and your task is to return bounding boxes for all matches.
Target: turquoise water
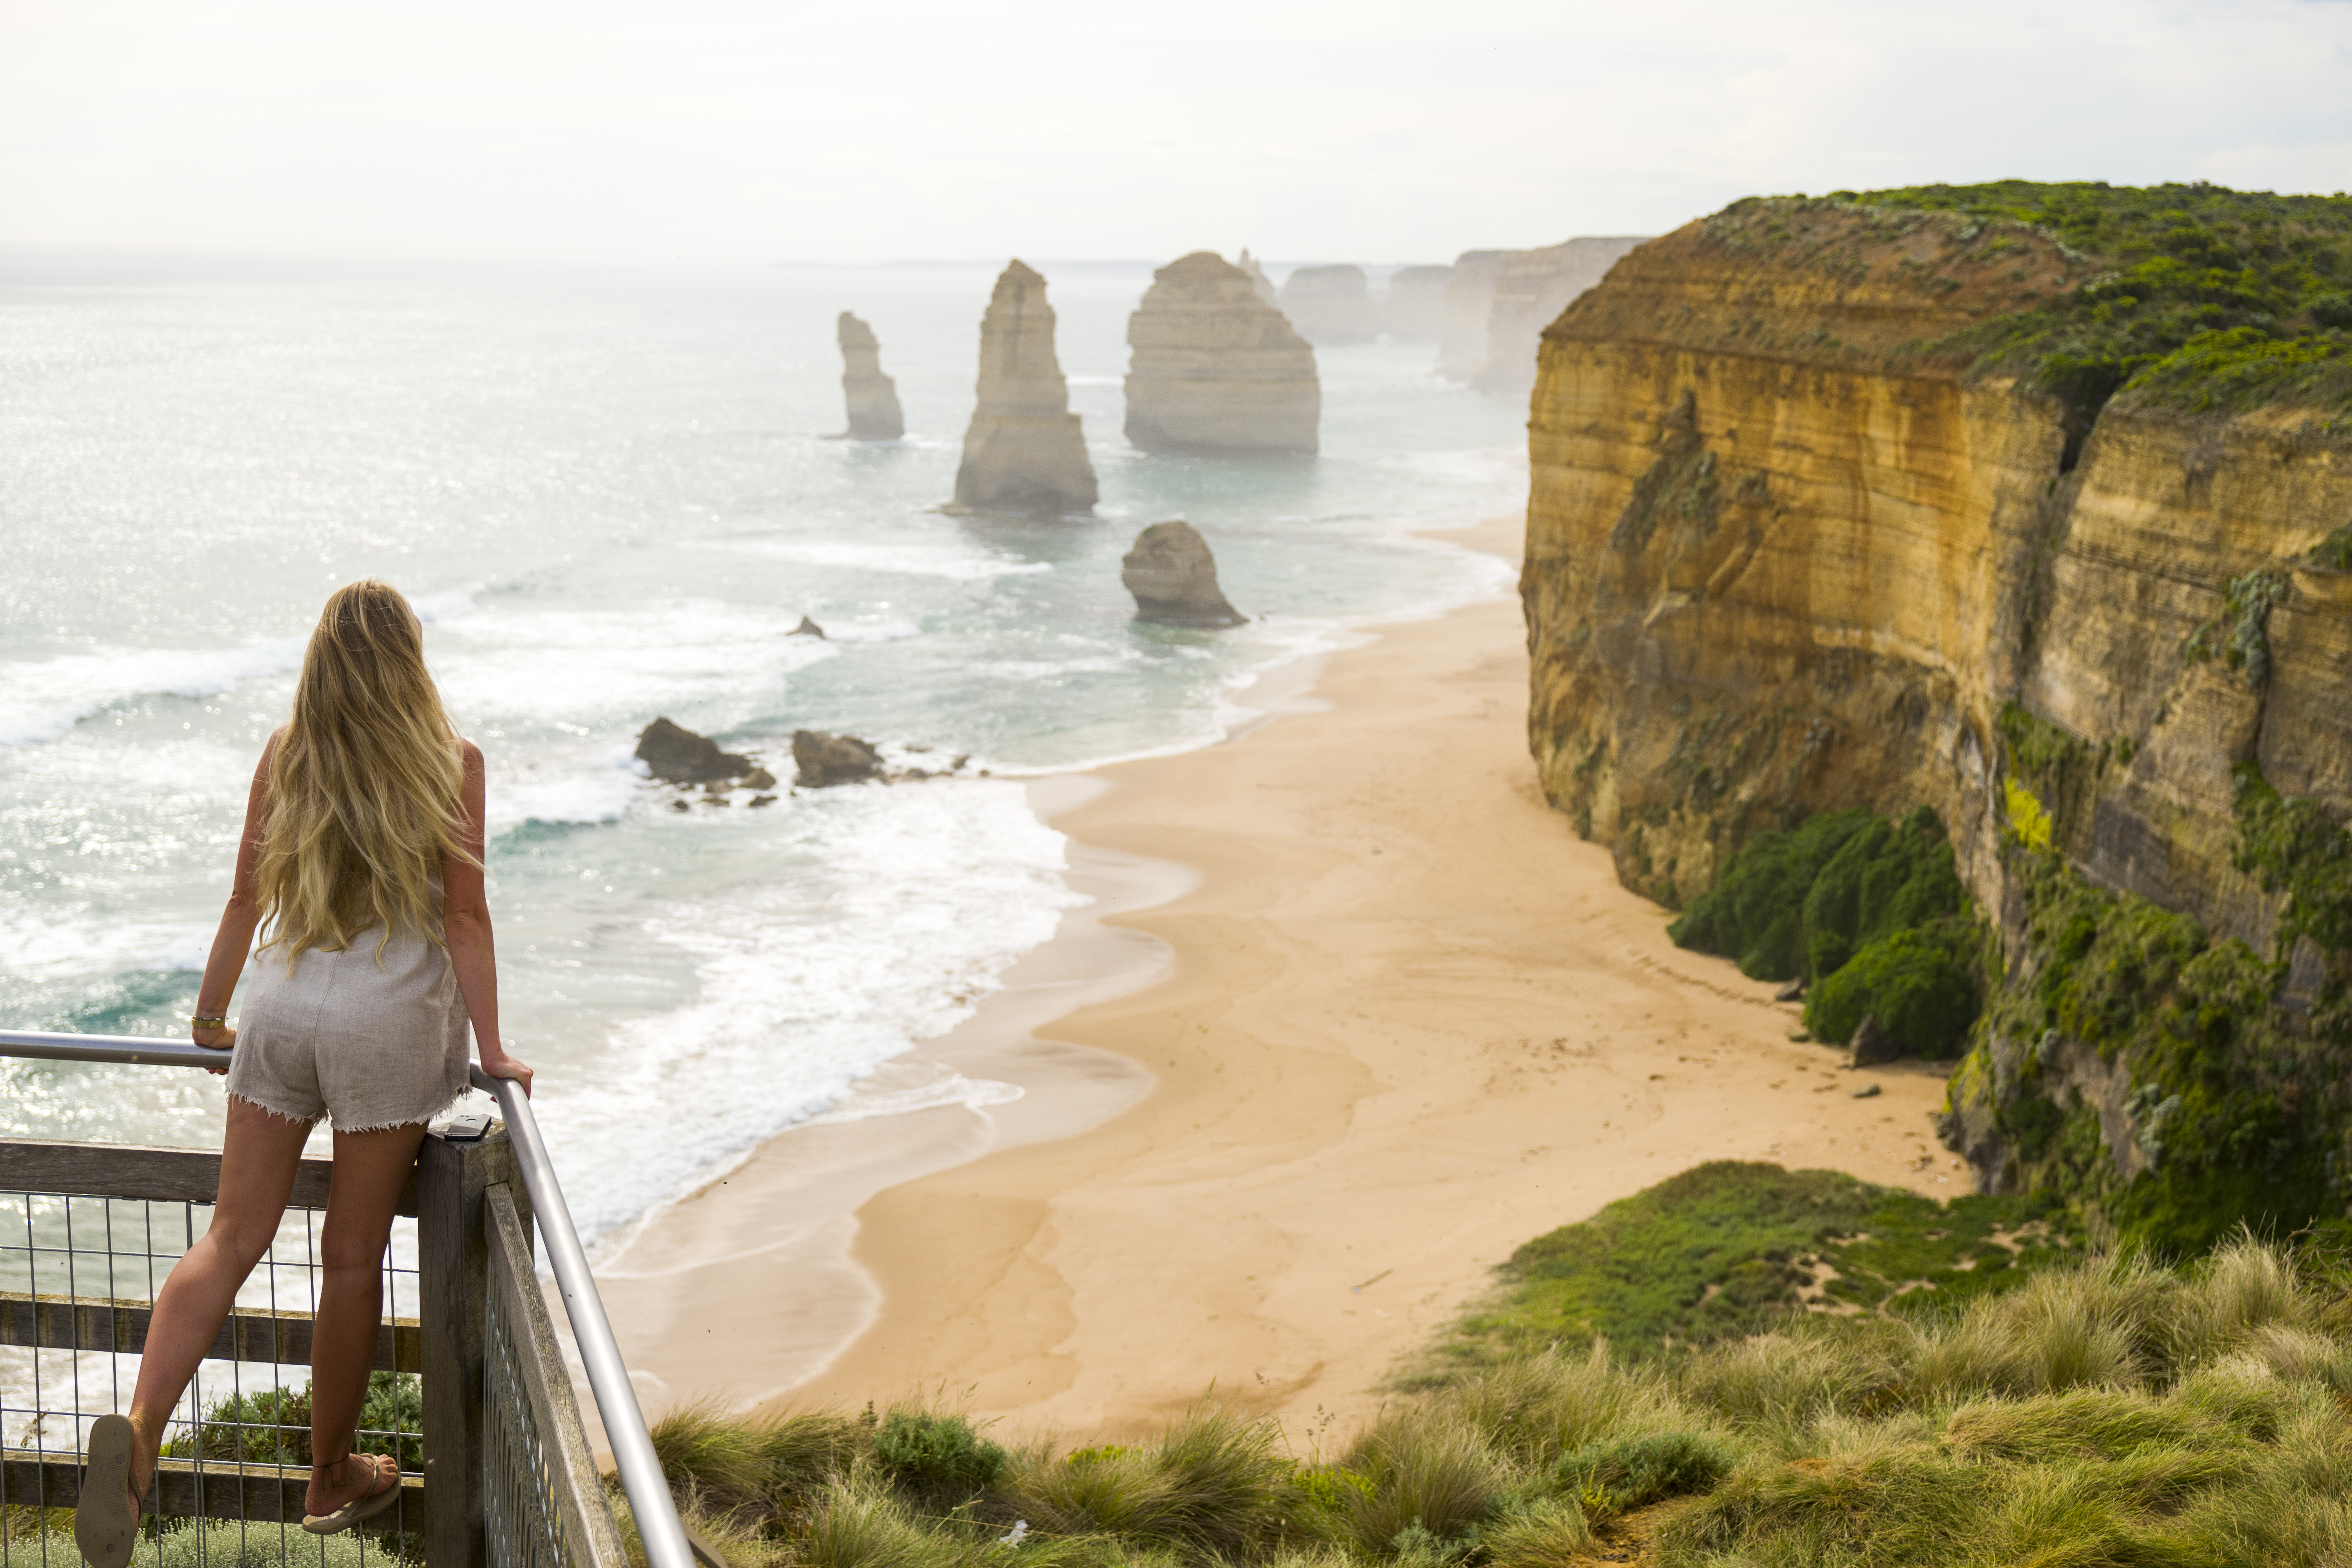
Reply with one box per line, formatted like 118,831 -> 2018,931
0,253 -> 1525,1239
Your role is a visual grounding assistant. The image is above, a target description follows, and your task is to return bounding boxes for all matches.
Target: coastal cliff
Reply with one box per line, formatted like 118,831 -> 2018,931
1124,251 -> 1319,454
953,261 -> 1098,514
1471,236 -> 1649,395
1521,186 -> 2352,1245
1279,264 -> 1381,344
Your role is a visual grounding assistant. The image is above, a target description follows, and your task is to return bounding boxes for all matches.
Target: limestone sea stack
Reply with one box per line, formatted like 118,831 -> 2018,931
1380,265 -> 1452,339
951,261 -> 1098,514
1122,521 -> 1244,627
1123,252 -> 1319,455
1436,249 -> 1505,379
1469,236 -> 1649,394
1278,264 -> 1381,344
1236,249 -> 1281,309
835,312 -> 904,439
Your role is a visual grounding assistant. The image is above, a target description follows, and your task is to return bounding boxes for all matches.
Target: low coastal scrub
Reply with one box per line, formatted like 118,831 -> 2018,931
618,1180 -> 2352,1568
1423,1162 -> 2078,1372
1844,180 -> 2352,416
1668,806 -> 1982,1057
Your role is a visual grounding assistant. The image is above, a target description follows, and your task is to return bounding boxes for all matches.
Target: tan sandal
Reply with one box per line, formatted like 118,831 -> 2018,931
75,1414 -> 142,1568
302,1454 -> 403,1535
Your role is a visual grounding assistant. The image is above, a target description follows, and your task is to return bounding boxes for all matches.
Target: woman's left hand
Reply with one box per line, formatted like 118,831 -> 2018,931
192,1024 -> 236,1076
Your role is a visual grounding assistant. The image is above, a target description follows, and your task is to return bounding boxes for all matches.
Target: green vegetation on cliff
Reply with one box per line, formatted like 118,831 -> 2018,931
1842,179 -> 2352,416
1669,807 -> 1982,1057
1945,751 -> 2352,1256
616,1171 -> 2352,1568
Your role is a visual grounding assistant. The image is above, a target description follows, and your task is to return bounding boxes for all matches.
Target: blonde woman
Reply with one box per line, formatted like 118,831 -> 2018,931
77,580 -> 533,1566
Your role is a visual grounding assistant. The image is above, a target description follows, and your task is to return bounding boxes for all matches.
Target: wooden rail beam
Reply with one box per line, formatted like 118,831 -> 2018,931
0,1292 -> 421,1372
0,1448 -> 426,1529
0,1139 -> 419,1216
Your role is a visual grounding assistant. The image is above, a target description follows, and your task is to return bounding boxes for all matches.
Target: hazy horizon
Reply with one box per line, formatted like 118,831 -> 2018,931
5,0 -> 2349,268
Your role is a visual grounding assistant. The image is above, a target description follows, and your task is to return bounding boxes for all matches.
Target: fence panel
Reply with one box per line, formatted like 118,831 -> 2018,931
0,1145 -> 424,1568
481,1187 -> 621,1568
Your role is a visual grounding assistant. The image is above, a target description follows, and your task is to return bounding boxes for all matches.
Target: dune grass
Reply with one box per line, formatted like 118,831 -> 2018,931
622,1173 -> 2352,1567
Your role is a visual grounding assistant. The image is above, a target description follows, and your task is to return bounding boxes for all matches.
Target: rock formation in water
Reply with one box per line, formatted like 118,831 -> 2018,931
1123,252 -> 1319,455
1122,520 -> 1245,627
1520,189 -> 2352,1244
1380,265 -> 1452,339
1278,264 -> 1381,344
1436,250 -> 1505,380
790,616 -> 826,638
951,261 -> 1098,514
793,730 -> 884,786
835,312 -> 905,440
1469,237 -> 1648,395
1236,249 -> 1280,309
636,718 -> 775,788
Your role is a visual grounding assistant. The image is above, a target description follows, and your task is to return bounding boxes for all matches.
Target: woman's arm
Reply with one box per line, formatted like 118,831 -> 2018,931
191,735 -> 278,1069
443,741 -> 532,1095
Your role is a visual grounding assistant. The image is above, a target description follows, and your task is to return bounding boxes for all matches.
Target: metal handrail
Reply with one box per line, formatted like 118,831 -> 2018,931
0,1027 -> 695,1568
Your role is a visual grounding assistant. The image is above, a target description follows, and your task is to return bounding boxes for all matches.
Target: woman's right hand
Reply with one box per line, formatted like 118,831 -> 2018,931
480,1050 -> 534,1098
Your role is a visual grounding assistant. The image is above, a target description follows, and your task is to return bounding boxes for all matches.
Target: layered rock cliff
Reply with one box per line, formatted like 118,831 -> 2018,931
1123,252 -> 1319,454
1381,265 -> 1452,339
1437,250 -> 1504,380
835,312 -> 905,440
952,261 -> 1098,514
1522,192 -> 2352,1245
1471,236 -> 1649,395
1279,264 -> 1381,344
1237,249 -> 1281,309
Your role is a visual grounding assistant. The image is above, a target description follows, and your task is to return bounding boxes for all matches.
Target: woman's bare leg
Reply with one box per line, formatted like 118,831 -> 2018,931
303,1121 -> 428,1514
125,1098 -> 313,1497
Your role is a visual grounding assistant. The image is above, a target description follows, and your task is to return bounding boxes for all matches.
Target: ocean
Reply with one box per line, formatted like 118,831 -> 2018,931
0,251 -> 1526,1245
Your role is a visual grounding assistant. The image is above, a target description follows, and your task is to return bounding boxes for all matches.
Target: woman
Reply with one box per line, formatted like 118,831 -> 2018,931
78,580 -> 534,1566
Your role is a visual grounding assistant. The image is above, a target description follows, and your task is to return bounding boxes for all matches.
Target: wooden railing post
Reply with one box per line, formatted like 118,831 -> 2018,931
417,1127 -> 524,1568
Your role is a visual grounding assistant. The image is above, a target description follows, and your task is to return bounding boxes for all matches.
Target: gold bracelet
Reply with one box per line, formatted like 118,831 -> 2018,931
191,1014 -> 228,1029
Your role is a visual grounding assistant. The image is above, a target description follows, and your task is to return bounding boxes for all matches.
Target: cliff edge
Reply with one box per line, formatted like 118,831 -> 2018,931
1522,185 -> 2352,1247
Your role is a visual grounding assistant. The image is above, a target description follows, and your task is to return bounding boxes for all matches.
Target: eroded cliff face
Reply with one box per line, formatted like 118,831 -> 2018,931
1523,199 -> 2352,1228
1472,236 -> 1650,396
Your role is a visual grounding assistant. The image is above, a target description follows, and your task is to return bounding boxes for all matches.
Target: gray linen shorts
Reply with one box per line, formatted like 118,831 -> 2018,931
226,925 -> 471,1131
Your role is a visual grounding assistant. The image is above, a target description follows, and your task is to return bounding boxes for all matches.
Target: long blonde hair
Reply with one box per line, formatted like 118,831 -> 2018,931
258,580 -> 471,964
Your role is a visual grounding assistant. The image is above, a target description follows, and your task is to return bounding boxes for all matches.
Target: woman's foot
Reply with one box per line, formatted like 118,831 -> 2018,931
302,1452 -> 401,1534
303,1452 -> 394,1516
75,1415 -> 143,1568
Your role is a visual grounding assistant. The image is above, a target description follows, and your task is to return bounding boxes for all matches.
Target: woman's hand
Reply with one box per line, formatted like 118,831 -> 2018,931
192,1024 -> 236,1076
479,1048 -> 534,1099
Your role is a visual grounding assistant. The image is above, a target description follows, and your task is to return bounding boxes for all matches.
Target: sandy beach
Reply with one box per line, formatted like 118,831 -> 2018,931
596,514 -> 1959,1442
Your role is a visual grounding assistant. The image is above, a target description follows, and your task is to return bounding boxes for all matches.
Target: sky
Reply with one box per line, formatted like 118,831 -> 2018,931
4,0 -> 2350,266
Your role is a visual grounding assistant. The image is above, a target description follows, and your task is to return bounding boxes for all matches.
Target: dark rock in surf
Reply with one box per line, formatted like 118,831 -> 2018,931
1122,521 -> 1244,628
637,717 -> 759,786
791,616 -> 827,638
793,730 -> 885,786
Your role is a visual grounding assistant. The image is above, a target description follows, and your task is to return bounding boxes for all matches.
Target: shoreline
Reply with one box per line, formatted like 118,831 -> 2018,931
596,514 -> 1960,1439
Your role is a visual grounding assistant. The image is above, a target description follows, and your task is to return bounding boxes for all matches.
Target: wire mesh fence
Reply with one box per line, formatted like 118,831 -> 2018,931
0,1186 -> 423,1568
